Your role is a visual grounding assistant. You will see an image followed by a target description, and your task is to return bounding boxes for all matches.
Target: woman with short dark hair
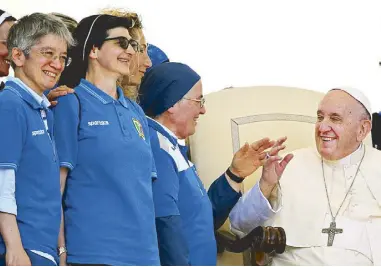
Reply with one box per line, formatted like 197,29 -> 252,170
55,14 -> 160,266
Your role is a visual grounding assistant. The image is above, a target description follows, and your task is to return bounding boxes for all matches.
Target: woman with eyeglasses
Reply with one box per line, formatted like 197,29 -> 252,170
47,9 -> 159,103
0,13 -> 74,266
100,9 -> 153,101
138,62 -> 284,265
54,14 -> 159,266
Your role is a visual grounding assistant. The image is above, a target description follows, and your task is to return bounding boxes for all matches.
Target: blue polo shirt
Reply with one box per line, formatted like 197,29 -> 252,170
53,79 -> 159,266
0,79 -> 61,258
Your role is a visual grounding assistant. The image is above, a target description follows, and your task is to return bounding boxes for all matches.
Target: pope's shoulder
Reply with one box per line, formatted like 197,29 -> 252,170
364,144 -> 381,160
279,147 -> 322,184
285,144 -> 381,165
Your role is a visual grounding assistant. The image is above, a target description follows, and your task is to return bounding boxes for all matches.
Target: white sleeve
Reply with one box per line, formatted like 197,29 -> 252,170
229,181 -> 282,235
0,169 -> 17,215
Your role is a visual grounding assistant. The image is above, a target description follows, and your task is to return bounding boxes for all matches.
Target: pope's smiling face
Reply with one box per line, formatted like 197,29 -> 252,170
315,90 -> 371,160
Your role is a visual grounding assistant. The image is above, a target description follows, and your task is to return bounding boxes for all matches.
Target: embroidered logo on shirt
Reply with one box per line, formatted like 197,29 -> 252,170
32,129 -> 45,136
88,121 -> 110,126
132,118 -> 145,140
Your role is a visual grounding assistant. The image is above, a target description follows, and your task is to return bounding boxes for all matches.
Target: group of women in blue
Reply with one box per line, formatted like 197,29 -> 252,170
54,14 -> 243,265
0,10 -> 265,266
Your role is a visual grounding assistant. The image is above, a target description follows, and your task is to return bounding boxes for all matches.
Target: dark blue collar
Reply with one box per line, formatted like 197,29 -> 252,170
78,78 -> 129,109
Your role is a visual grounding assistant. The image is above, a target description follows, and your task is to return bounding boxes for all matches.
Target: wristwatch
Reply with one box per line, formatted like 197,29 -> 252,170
226,167 -> 245,183
57,246 -> 67,256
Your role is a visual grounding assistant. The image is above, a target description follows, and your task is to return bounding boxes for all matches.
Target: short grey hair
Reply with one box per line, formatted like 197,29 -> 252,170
7,13 -> 75,65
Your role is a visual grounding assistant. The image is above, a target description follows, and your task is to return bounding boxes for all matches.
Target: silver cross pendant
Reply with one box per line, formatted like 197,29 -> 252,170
322,221 -> 343,246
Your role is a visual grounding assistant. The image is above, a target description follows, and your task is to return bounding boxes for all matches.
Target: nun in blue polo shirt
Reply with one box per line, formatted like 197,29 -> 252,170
53,14 -> 159,266
139,62 -> 285,265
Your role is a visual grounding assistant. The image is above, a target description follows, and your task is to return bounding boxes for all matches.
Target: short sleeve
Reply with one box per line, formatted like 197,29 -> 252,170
0,104 -> 26,170
151,137 -> 181,217
53,94 -> 80,170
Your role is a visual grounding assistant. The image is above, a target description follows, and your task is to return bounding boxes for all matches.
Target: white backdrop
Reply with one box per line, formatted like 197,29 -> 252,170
3,0 -> 381,112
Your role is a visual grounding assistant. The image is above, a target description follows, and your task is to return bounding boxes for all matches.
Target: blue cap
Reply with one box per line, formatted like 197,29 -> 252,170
147,44 -> 169,72
139,62 -> 200,117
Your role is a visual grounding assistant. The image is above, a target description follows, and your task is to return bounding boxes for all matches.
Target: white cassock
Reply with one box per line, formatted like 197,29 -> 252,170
230,144 -> 381,265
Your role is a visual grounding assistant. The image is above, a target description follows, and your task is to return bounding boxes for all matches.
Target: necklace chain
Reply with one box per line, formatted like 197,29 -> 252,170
321,146 -> 366,222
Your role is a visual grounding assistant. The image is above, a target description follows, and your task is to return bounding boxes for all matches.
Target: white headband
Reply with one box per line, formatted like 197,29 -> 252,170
0,12 -> 13,25
82,15 -> 103,61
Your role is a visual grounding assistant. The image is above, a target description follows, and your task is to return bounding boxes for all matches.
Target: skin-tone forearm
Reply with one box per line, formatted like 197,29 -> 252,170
0,213 -> 23,250
58,168 -> 69,265
60,168 -> 68,195
224,172 -> 242,193
0,212 -> 31,265
259,179 -> 277,199
58,208 -> 65,248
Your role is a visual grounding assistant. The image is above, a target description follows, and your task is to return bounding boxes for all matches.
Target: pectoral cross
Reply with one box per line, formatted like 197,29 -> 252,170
322,221 -> 343,246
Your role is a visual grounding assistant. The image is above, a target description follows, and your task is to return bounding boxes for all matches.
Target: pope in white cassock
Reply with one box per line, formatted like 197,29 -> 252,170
230,87 -> 381,265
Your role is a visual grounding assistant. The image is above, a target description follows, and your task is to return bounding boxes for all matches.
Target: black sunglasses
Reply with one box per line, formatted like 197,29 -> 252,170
103,36 -> 139,52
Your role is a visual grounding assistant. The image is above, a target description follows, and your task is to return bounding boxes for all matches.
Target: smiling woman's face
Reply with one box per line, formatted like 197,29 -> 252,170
124,28 -> 152,86
94,27 -> 135,78
0,20 -> 15,77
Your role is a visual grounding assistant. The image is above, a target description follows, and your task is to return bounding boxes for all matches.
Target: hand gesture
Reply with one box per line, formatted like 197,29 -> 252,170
260,137 -> 293,197
229,137 -> 275,179
47,86 -> 74,106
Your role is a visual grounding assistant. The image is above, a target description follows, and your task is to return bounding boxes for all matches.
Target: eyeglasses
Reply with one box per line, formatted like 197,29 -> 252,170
38,49 -> 71,67
103,36 -> 140,52
137,44 -> 146,54
183,97 -> 206,108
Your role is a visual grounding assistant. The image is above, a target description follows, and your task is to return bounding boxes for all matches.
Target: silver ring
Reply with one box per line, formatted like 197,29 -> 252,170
265,152 -> 270,159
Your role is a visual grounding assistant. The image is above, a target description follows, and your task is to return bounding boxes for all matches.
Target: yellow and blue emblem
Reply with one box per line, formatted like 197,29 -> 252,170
132,118 -> 145,140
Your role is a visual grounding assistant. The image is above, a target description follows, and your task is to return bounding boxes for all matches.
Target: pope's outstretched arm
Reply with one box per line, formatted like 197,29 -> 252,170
230,141 -> 293,234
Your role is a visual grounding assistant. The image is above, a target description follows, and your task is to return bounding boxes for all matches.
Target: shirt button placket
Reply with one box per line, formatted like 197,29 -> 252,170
115,104 -> 130,138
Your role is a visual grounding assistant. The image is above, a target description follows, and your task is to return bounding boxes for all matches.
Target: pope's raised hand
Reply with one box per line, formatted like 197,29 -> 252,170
260,137 -> 293,198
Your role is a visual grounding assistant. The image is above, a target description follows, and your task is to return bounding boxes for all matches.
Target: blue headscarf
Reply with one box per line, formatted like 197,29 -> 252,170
147,44 -> 169,72
139,62 -> 200,117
